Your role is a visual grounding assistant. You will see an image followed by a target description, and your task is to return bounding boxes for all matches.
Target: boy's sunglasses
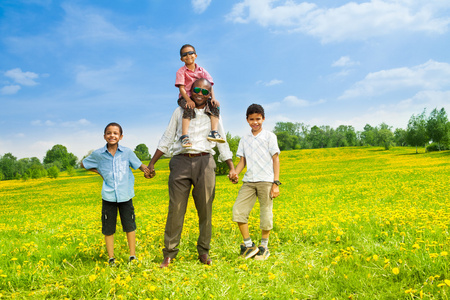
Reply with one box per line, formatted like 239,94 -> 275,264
181,51 -> 196,57
193,87 -> 210,96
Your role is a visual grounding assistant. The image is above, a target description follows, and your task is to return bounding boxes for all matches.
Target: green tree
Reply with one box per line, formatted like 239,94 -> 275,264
427,108 -> 449,151
273,122 -> 301,150
43,144 -> 78,170
0,153 -> 19,180
360,124 -> 376,146
134,144 -> 151,161
47,165 -> 59,179
406,110 -> 429,153
213,132 -> 240,175
376,123 -> 394,150
394,128 -> 407,146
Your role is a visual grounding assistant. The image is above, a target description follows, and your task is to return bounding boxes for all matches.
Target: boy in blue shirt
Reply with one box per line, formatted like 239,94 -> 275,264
228,104 -> 281,260
81,122 -> 150,265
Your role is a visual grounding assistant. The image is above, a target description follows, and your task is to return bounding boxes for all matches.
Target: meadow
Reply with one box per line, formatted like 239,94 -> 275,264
1,147 -> 450,299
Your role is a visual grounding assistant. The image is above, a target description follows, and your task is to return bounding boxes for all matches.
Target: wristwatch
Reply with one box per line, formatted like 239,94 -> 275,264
273,180 -> 282,186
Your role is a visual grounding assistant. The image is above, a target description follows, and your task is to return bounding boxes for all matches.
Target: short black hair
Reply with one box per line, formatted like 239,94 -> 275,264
246,104 -> 265,118
104,122 -> 123,135
180,44 -> 196,56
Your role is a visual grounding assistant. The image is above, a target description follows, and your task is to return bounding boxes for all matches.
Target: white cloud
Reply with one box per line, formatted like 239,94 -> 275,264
1,85 -> 21,95
340,60 -> 450,99
332,56 -> 359,68
257,79 -> 283,86
4,68 -> 39,86
75,60 -> 133,90
60,3 -> 127,43
226,0 -> 450,43
283,95 -> 309,107
192,0 -> 212,14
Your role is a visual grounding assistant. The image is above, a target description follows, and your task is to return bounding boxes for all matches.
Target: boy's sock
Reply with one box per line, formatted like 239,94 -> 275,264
261,238 -> 269,248
244,238 -> 253,248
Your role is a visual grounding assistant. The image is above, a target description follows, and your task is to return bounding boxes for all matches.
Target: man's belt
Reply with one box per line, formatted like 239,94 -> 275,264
180,152 -> 210,158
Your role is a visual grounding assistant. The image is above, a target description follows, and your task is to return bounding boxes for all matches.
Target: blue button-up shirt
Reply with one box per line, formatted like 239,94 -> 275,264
82,144 -> 142,203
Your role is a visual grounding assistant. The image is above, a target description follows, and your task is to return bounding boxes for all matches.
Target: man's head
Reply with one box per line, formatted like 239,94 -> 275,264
190,78 -> 212,109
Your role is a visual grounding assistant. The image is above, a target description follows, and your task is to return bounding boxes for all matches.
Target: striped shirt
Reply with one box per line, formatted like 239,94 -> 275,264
237,129 -> 280,182
157,107 -> 232,162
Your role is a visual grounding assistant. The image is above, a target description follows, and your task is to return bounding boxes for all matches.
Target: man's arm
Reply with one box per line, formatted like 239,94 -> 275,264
145,149 -> 165,178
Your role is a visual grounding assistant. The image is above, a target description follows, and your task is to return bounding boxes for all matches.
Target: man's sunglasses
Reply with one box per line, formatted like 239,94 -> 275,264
181,51 -> 196,57
193,87 -> 210,96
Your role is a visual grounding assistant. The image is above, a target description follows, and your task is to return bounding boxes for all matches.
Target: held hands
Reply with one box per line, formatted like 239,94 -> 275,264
143,165 -> 156,179
227,171 -> 239,184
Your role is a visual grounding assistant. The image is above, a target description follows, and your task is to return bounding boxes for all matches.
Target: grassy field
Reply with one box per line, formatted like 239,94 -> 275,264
1,147 -> 450,299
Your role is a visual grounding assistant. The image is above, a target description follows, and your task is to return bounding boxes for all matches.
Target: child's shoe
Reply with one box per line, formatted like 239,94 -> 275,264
254,246 -> 270,260
240,243 -> 259,259
180,135 -> 192,147
207,130 -> 225,143
108,257 -> 116,266
129,255 -> 138,263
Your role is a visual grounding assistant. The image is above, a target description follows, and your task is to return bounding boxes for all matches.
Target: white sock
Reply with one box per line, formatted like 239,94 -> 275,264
244,238 -> 253,248
261,238 -> 269,248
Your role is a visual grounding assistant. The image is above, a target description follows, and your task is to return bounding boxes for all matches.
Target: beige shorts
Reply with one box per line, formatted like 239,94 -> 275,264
232,182 -> 273,231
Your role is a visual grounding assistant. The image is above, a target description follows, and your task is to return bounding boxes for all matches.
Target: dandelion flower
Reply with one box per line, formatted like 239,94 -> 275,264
392,268 -> 400,275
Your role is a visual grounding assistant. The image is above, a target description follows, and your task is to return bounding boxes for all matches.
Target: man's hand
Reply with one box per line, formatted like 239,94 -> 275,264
227,171 -> 239,184
144,164 -> 156,179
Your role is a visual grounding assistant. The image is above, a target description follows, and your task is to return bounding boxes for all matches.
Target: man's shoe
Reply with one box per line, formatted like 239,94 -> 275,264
198,254 -> 212,265
160,257 -> 172,268
240,243 -> 259,259
254,246 -> 270,260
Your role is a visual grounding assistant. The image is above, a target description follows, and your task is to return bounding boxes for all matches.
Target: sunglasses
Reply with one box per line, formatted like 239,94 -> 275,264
181,51 -> 196,57
193,87 -> 210,96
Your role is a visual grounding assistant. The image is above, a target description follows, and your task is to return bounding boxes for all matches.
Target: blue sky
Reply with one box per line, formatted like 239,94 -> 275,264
1,0 -> 450,160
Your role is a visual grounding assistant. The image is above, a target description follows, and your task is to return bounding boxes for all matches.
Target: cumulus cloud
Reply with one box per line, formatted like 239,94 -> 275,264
257,79 -> 283,86
226,0 -> 450,43
1,85 -> 21,95
339,60 -> 450,99
332,56 -> 359,68
4,68 -> 39,86
283,95 -> 310,107
192,0 -> 212,13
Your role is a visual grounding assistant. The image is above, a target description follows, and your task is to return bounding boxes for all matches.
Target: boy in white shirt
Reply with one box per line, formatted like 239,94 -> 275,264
228,104 -> 281,260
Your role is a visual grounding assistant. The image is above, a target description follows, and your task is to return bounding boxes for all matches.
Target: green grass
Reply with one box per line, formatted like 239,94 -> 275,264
1,147 -> 450,299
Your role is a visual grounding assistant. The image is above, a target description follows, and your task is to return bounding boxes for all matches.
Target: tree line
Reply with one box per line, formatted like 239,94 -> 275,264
1,107 -> 448,181
274,108 -> 449,153
0,143 -> 152,181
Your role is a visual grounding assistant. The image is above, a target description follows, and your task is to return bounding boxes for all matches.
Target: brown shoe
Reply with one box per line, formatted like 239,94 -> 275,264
198,254 -> 212,265
160,257 -> 172,268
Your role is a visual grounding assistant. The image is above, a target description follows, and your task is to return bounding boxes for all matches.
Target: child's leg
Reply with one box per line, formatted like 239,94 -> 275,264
126,231 -> 136,257
105,234 -> 114,259
261,230 -> 270,247
210,115 -> 219,132
238,222 -> 251,240
182,118 -> 191,136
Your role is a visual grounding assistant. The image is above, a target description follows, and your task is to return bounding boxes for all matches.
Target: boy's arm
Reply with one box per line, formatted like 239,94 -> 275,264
80,161 -> 103,179
138,164 -> 152,178
271,153 -> 280,198
179,85 -> 195,109
210,86 -> 220,107
228,156 -> 245,184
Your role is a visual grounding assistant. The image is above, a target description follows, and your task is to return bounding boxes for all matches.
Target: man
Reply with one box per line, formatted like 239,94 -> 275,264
146,78 -> 235,268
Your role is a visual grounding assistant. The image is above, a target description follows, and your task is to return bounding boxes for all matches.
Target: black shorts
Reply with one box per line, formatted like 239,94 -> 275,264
101,199 -> 136,235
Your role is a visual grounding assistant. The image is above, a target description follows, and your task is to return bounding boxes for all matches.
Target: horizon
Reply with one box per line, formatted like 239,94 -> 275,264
1,0 -> 450,160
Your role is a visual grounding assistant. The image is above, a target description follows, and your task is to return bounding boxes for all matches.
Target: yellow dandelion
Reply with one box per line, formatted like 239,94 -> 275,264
392,268 -> 400,275
441,251 -> 448,256
445,279 -> 450,286
373,255 -> 379,261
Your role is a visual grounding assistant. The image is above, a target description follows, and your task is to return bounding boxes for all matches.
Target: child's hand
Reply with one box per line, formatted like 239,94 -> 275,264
270,184 -> 280,199
144,166 -> 156,179
186,99 -> 195,109
211,98 -> 220,108
227,171 -> 239,184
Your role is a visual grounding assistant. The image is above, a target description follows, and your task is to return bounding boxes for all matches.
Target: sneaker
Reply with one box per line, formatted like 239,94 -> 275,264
180,135 -> 192,148
129,255 -> 137,263
108,257 -> 116,266
254,246 -> 270,260
207,131 -> 225,143
240,243 -> 259,259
